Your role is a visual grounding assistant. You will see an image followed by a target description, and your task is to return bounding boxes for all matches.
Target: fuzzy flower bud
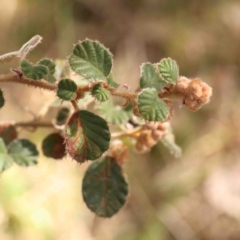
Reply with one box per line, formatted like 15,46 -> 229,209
176,77 -> 212,111
134,122 -> 169,153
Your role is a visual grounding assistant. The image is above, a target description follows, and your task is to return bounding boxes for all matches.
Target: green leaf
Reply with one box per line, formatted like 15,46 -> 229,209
56,107 -> 70,125
157,58 -> 179,83
96,98 -> 133,125
45,74 -> 56,83
92,84 -> 110,102
21,59 -> 48,80
69,40 -> 112,81
57,79 -> 77,101
0,125 -> 17,145
140,63 -> 169,91
137,88 -> 169,121
82,157 -> 128,217
65,110 -> 110,163
0,89 -> 5,108
42,133 -> 66,160
37,58 -> 55,74
8,139 -> 39,166
107,73 -> 119,88
0,139 -> 13,172
38,58 -> 56,83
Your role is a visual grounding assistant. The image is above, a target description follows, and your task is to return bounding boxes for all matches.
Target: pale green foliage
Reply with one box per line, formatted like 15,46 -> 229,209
138,89 -> 169,121
96,98 -> 133,125
160,126 -> 182,158
140,63 -> 169,91
92,84 -> 110,102
8,139 -> 39,166
158,58 -> 179,83
0,138 -> 38,170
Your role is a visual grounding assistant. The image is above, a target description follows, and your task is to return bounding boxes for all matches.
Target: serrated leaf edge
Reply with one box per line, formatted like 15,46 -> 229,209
69,38 -> 113,79
158,57 -> 179,83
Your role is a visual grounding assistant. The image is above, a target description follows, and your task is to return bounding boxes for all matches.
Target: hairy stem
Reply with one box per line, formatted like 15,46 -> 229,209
107,86 -> 137,101
0,74 -> 57,91
1,119 -> 143,139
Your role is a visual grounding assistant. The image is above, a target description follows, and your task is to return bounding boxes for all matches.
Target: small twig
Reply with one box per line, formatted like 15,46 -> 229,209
0,119 -> 144,138
107,86 -> 137,101
0,120 -> 54,128
14,121 -> 54,128
111,126 -> 143,139
0,74 -> 57,91
70,100 -> 79,111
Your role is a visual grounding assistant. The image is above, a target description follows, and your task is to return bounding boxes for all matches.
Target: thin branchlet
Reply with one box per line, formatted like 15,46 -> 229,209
14,121 -> 54,128
70,100 -> 79,111
0,74 -> 57,91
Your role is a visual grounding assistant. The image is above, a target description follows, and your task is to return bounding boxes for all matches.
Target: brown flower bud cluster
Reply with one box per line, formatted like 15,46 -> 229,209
135,122 -> 169,153
176,77 -> 212,111
110,140 -> 129,165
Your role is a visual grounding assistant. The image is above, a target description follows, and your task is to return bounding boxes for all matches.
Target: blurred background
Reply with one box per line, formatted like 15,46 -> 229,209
0,0 -> 240,239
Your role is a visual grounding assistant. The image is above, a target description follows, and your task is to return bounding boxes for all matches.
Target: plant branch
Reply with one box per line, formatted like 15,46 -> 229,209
107,86 -> 137,101
71,100 -> 79,111
111,126 -> 143,139
75,81 -> 138,108
7,121 -> 54,128
0,74 -> 57,91
1,119 -> 144,139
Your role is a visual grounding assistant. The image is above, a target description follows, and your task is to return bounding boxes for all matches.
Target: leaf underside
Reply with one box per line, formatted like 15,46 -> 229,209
65,110 -> 110,163
107,73 -> 119,88
96,98 -> 132,125
82,157 -> 128,217
8,139 -> 39,166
